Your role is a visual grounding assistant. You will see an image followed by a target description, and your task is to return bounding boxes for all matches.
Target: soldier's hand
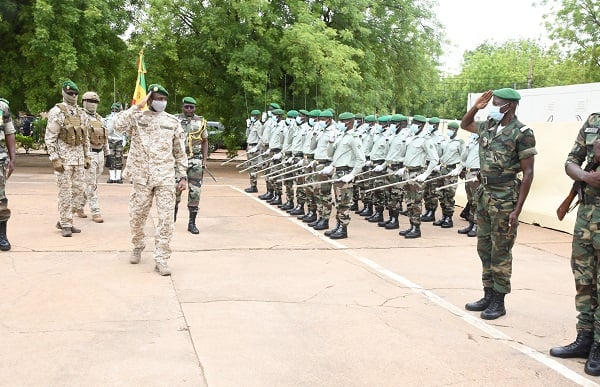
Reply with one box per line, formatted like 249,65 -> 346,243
394,167 -> 405,176
450,166 -> 461,177
586,170 -> 600,189
475,90 -> 493,110
52,158 -> 64,173
321,165 -> 334,176
177,178 -> 187,191
416,173 -> 428,182
84,157 -> 91,169
5,159 -> 15,179
372,164 -> 385,172
339,173 -> 354,183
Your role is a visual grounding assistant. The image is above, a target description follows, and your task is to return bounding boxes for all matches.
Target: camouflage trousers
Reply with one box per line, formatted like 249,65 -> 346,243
130,182 -> 175,262
404,168 -> 425,226
384,173 -> 403,211
176,155 -> 203,208
333,170 -> 353,225
56,164 -> 85,228
370,171 -> 387,210
247,150 -> 261,188
297,158 -> 314,208
423,170 -> 441,211
571,203 -> 600,333
464,171 -> 480,222
0,161 -> 10,222
437,166 -> 458,217
108,140 -> 124,170
475,186 -> 518,294
81,150 -> 105,215
314,163 -> 333,219
269,159 -> 283,196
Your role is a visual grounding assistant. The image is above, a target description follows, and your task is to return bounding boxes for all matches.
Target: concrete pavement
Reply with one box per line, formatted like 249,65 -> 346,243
0,151 -> 597,386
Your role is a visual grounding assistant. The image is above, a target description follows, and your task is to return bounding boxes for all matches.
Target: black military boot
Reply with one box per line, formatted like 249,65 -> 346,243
550,331 -> 594,358
367,207 -> 384,223
460,203 -> 471,220
465,287 -> 493,311
378,209 -> 393,227
174,203 -> 179,223
467,224 -> 478,237
329,224 -> 348,239
399,221 -> 413,236
308,217 -> 322,227
359,203 -> 373,217
244,185 -> 258,193
299,210 -> 314,221
421,209 -> 435,222
404,224 -> 421,239
585,342 -> 600,376
325,221 -> 342,237
432,215 -> 446,226
355,202 -> 367,214
279,200 -> 294,210
187,207 -> 199,234
303,211 -> 318,223
289,204 -> 305,215
349,202 -> 359,212
268,194 -> 281,205
385,211 -> 400,230
0,221 -> 10,251
259,190 -> 273,200
458,222 -> 474,234
441,216 -> 453,228
480,290 -> 506,320
312,218 -> 329,230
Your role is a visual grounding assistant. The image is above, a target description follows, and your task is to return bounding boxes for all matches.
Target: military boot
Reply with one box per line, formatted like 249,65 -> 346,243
465,287 -> 493,311
458,221 -> 474,234
259,190 -> 273,200
404,224 -> 421,239
433,215 -> 446,226
355,203 -> 367,214
308,217 -> 322,227
367,207 -> 384,223
329,224 -> 348,239
154,260 -> 171,276
480,290 -> 506,320
188,207 -> 199,234
302,211 -> 318,223
385,211 -> 400,230
441,216 -> 453,228
349,202 -> 359,212
0,221 -> 11,251
460,203 -> 471,220
289,204 -> 305,216
279,200 -> 294,210
130,247 -> 143,264
244,185 -> 258,193
298,210 -> 314,221
399,221 -> 414,236
420,209 -> 435,222
324,221 -> 342,237
174,203 -> 179,223
359,203 -> 373,217
585,342 -> 600,376
269,194 -> 282,205
467,224 -> 478,237
378,209 -> 393,227
550,331 -> 594,358
312,218 -> 329,230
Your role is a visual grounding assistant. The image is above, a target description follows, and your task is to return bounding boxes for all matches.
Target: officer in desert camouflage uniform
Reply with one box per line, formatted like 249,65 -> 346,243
175,97 -> 208,235
114,84 -> 188,276
45,80 -> 91,237
461,88 -> 536,320
104,102 -> 126,183
0,98 -> 17,250
79,91 -> 109,223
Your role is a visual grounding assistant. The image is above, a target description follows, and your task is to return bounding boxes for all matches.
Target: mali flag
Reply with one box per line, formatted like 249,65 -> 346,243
132,49 -> 147,108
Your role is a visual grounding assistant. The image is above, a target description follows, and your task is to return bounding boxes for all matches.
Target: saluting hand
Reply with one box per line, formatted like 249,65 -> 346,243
475,90 -> 493,110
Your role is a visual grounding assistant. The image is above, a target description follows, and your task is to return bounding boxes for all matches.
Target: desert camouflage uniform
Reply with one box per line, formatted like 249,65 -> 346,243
114,105 -> 187,263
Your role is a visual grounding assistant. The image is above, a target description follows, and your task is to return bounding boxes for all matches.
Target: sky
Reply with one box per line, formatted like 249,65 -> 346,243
434,0 -> 551,74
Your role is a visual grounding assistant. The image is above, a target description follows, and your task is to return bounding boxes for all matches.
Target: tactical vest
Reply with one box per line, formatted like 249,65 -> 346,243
87,113 -> 107,147
56,103 -> 85,146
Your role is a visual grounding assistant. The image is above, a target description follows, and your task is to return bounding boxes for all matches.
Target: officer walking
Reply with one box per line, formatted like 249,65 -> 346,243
0,97 -> 17,250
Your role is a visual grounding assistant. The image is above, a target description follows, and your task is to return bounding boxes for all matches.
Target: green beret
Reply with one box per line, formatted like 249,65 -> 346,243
378,115 -> 391,123
354,113 -> 365,119
325,108 -> 336,114
147,83 -> 169,97
365,115 -> 376,123
391,114 -> 407,122
412,115 -> 427,123
269,102 -> 281,109
250,109 -> 261,115
286,109 -> 299,118
308,109 -> 321,117
0,98 -> 9,105
338,112 -> 355,120
111,102 -> 121,110
62,80 -> 79,93
182,96 -> 196,105
319,110 -> 334,118
493,88 -> 521,101
272,108 -> 284,115
299,109 -> 309,116
448,121 -> 460,129
428,117 -> 441,124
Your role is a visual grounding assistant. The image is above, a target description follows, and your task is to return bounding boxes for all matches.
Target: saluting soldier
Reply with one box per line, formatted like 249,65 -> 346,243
325,112 -> 365,239
244,109 -> 263,193
175,97 -> 208,234
0,97 -> 17,250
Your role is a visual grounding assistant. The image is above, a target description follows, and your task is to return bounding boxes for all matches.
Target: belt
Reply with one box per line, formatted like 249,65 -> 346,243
284,151 -> 292,156
304,154 -> 314,160
388,162 -> 403,168
406,166 -> 422,172
91,148 -> 103,153
481,174 -> 516,185
441,163 -> 457,169
248,143 -> 257,146
315,159 -> 331,165
271,148 -> 281,153
466,168 -> 480,172
372,159 -> 385,165
584,194 -> 600,206
294,152 -> 304,157
336,166 -> 352,172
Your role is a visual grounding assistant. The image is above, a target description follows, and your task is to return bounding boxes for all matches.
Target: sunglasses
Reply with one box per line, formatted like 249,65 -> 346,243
84,100 -> 99,104
65,91 -> 78,96
183,105 -> 195,109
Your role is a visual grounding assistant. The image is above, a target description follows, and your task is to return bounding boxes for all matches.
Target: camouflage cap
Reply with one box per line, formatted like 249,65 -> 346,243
147,84 -> 169,97
182,96 -> 197,105
62,80 -> 79,93
82,91 -> 99,101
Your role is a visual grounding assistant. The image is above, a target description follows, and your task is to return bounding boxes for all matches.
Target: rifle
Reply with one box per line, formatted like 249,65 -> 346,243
557,161 -> 599,221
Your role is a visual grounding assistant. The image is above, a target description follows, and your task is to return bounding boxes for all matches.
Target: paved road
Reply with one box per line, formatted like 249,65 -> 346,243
1,152 -> 597,386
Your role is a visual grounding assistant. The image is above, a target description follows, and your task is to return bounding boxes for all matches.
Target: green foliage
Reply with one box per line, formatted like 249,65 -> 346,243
223,132 -> 241,159
15,133 -> 37,153
31,117 -> 47,144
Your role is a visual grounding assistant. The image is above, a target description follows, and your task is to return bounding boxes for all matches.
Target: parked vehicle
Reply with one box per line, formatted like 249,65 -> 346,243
207,121 -> 225,153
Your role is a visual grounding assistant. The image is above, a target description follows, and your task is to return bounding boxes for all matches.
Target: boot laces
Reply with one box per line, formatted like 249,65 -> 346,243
590,342 -> 600,360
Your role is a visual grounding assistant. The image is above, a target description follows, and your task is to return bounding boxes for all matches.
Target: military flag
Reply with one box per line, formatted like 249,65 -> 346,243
132,49 -> 147,108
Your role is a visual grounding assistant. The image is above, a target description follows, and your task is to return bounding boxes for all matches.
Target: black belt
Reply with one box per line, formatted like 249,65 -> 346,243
315,159 -> 331,165
248,143 -> 257,146
441,163 -> 457,169
466,168 -> 480,172
271,148 -> 281,153
91,148 -> 103,153
305,154 -> 314,160
336,166 -> 352,172
406,166 -> 422,172
481,174 -> 516,185
284,151 -> 292,156
372,159 -> 385,165
294,152 -> 304,157
388,162 -> 403,168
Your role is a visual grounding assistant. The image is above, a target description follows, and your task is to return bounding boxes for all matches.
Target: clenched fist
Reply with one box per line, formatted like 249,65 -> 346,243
52,158 -> 64,173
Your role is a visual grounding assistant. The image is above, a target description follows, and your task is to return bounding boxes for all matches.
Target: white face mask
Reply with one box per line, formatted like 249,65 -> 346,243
271,115 -> 278,122
390,124 -> 397,132
267,111 -> 273,117
285,118 -> 292,125
488,103 -> 509,121
337,122 -> 346,131
319,121 -> 327,129
447,130 -> 456,139
296,117 -> 303,125
151,100 -> 167,112
83,101 -> 98,113
309,118 -> 316,126
250,116 -> 256,122
410,124 -> 419,134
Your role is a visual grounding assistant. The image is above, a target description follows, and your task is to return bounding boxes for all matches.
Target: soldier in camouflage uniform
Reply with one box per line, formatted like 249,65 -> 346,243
550,112 -> 600,376
104,102 -> 126,183
461,88 -> 536,320
279,109 -> 301,211
309,110 -> 336,231
356,115 -> 376,216
45,80 -> 91,237
364,116 -> 391,223
113,84 -> 188,276
0,98 -> 17,250
257,102 -> 281,200
455,131 -> 481,237
79,91 -> 109,223
297,109 -> 321,223
244,109 -> 263,193
421,117 -> 443,222
175,97 -> 208,234
286,109 -> 309,215
326,112 -> 366,239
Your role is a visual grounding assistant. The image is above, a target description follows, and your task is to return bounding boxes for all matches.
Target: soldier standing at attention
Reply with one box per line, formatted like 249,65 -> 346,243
114,84 -> 188,276
455,131 -> 481,237
309,110 -> 336,231
550,113 -> 600,377
460,88 -> 536,320
104,102 -> 126,184
0,98 -> 17,250
244,109 -> 263,193
421,117 -> 443,222
175,97 -> 208,234
325,112 -> 365,239
79,91 -> 109,223
45,80 -> 90,237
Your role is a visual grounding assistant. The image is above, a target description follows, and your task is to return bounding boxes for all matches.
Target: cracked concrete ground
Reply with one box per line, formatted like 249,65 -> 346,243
0,151 -> 596,386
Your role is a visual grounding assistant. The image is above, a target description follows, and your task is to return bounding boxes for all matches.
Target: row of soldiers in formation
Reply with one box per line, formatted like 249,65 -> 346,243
239,102 -> 481,239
